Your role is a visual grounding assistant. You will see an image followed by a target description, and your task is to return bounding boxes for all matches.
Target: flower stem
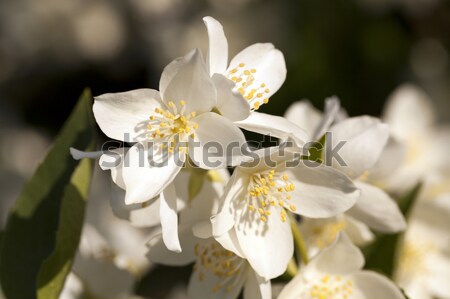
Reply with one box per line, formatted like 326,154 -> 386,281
289,214 -> 309,265
286,258 -> 298,277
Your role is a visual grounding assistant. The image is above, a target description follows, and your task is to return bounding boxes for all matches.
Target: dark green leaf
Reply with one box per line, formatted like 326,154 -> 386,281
363,183 -> 421,277
0,89 -> 96,299
36,157 -> 93,299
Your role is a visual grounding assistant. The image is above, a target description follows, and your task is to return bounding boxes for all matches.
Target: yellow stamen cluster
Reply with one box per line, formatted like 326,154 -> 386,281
247,170 -> 297,223
193,242 -> 243,293
307,275 -> 353,299
147,100 -> 198,153
311,220 -> 347,249
228,62 -> 270,110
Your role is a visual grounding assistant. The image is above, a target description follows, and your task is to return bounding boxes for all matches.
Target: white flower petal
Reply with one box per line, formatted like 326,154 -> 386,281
160,183 -> 181,252
235,207 -> 293,280
161,49 -> 216,114
328,116 -> 390,178
228,43 -> 286,99
243,271 -> 272,299
305,233 -> 364,278
311,96 -> 341,141
284,100 -> 323,138
350,271 -> 406,299
203,16 -> 228,75
236,112 -> 309,146
212,73 -> 250,122
426,252 -> 450,298
214,228 -> 246,259
146,227 -> 197,266
99,147 -> 129,189
344,215 -> 375,247
368,135 -> 407,183
93,89 -> 162,141
347,182 -> 406,233
110,185 -> 161,227
191,112 -> 247,169
286,162 -> 360,218
384,84 -> 435,138
122,143 -> 183,204
212,173 -> 246,236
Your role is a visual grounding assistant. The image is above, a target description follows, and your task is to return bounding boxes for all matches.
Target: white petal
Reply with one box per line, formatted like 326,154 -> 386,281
344,215 -> 375,247
110,184 -> 161,227
368,135 -> 407,183
311,96 -> 341,141
179,169 -> 228,227
236,112 -> 309,146
146,227 -> 197,266
328,116 -> 390,178
122,143 -> 183,204
235,208 -> 293,280
70,148 -> 104,160
228,43 -> 286,99
72,253 -> 135,298
191,112 -> 246,169
212,73 -> 250,122
160,183 -> 181,252
384,83 -> 435,138
286,162 -> 360,218
347,182 -> 406,233
243,271 -> 272,299
212,172 -> 246,236
93,89 -> 162,141
305,233 -> 364,278
284,100 -> 322,138
214,229 -> 246,259
203,16 -> 228,75
350,271 -> 406,299
161,49 -> 216,115
426,252 -> 450,298
99,147 -> 129,189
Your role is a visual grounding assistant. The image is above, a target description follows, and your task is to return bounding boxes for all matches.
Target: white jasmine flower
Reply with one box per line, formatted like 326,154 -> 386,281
148,168 -> 271,299
211,147 -> 360,280
394,174 -> 450,299
94,49 -> 246,251
277,234 -> 406,299
202,16 -> 308,145
369,84 -> 450,195
285,100 -> 406,234
299,215 -> 374,257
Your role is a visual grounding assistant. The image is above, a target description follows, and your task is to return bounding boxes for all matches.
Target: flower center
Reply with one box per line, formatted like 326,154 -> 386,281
147,100 -> 198,152
246,170 -> 297,223
228,62 -> 270,110
302,275 -> 354,299
193,242 -> 244,293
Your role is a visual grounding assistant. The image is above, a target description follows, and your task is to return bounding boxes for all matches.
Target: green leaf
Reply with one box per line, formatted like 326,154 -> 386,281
363,183 -> 421,277
36,157 -> 93,299
0,89 -> 96,299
